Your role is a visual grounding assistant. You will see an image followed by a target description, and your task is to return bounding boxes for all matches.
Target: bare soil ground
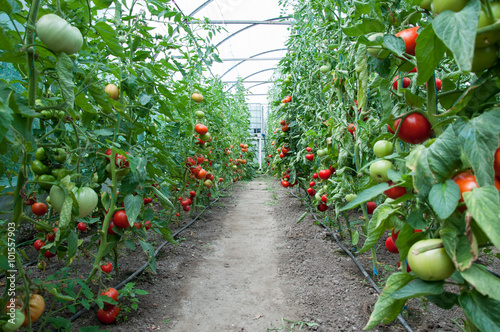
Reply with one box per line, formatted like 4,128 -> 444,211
25,175 -> 499,331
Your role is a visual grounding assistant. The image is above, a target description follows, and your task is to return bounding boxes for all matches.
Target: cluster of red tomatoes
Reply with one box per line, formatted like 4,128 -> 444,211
178,191 -> 197,212
281,95 -> 292,104
33,226 -> 59,258
97,287 -> 120,324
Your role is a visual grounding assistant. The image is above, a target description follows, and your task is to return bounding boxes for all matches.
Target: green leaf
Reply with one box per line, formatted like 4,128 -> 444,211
440,213 -> 477,271
415,25 -> 446,86
66,229 -> 78,265
364,272 -> 416,329
157,226 -> 177,244
407,208 -> 428,230
48,288 -> 75,301
150,186 -> 174,209
56,53 -> 76,111
391,279 -> 444,300
340,182 -> 389,211
0,255 -> 11,270
464,186 -> 500,249
0,98 -> 14,143
406,127 -> 461,200
356,204 -> 397,253
429,180 -> 461,219
342,18 -> 385,37
94,21 -> 124,57
124,194 -> 143,225
92,0 -> 112,9
426,292 -> 459,309
454,110 -> 500,187
88,83 -> 113,114
459,289 -> 500,332
124,239 -> 136,251
432,0 -> 480,72
383,35 -> 406,57
59,195 -> 73,233
461,264 -> 500,302
0,0 -> 21,14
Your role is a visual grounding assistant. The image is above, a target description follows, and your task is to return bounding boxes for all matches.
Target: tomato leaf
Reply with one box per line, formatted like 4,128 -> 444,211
65,229 -> 78,265
150,186 -> 174,209
56,53 -> 76,113
48,287 -> 75,301
356,204 -> 397,254
428,180 -> 461,219
394,223 -> 425,260
340,182 -> 389,211
391,279 -> 444,300
406,127 -> 461,200
0,98 -> 14,143
440,212 -> 477,271
426,292 -> 459,310
461,264 -> 500,302
94,21 -> 124,57
454,109 -> 500,187
382,34 -> 406,57
432,0 -> 480,72
459,290 -> 500,332
342,18 -> 385,36
364,272 -> 415,329
59,195 -> 73,234
415,24 -> 446,86
124,194 -> 142,225
139,239 -> 156,273
463,186 -> 500,250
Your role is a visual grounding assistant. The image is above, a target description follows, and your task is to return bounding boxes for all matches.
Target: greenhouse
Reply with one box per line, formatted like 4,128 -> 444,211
0,0 -> 499,331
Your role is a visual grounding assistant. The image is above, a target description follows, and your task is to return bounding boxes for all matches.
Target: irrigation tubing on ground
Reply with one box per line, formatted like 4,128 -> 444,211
287,188 -> 414,332
67,196 -> 221,323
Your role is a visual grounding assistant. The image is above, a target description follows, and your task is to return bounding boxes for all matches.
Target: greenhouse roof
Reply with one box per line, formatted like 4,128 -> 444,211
172,0 -> 293,104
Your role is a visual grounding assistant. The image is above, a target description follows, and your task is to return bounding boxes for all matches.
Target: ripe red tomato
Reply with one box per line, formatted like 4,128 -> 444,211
306,154 -> 314,161
44,250 -> 56,258
317,203 -> 328,212
398,261 -> 412,273
182,205 -> 190,212
387,124 -> 395,134
392,77 -> 411,90
280,120 -> 286,126
105,148 -> 113,161
100,262 -> 113,274
281,180 -> 290,188
453,171 -> 500,211
312,173 -> 318,180
321,195 -> 327,203
306,147 -> 312,152
395,26 -> 419,56
144,221 -> 152,230
186,157 -> 196,167
189,191 -> 196,198
101,288 -> 119,307
77,222 -> 87,232
366,201 -> 377,214
32,202 -> 48,216
385,236 -> 399,253
318,169 -> 331,180
391,228 -> 400,245
34,239 -> 45,251
306,188 -> 316,196
348,123 -> 355,135
494,137 -> 500,177
395,113 -> 432,144
113,210 -> 129,228
384,181 -> 407,199
114,153 -> 129,168
97,305 -> 119,324
107,221 -> 116,235
309,181 -> 315,187
194,124 -> 208,135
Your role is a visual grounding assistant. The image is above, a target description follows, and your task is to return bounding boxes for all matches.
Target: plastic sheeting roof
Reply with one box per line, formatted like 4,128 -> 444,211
174,0 -> 292,104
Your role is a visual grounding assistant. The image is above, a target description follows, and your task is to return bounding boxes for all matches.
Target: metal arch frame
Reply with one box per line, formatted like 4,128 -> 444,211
225,67 -> 277,91
215,17 -> 290,48
220,48 -> 287,79
189,0 -> 214,16
246,81 -> 273,91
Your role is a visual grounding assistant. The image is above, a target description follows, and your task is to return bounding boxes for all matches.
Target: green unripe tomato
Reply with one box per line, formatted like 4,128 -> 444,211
475,10 -> 500,47
36,14 -> 83,54
3,309 -> 25,332
367,33 -> 390,60
471,45 -> 498,73
35,147 -> 47,161
373,140 -> 393,158
407,238 -> 455,281
49,185 -> 65,212
369,159 -> 394,183
31,160 -> 49,175
345,194 -> 357,202
199,132 -> 211,141
419,0 -> 432,10
195,110 -> 205,119
431,0 -> 467,14
317,149 -> 327,157
319,63 -> 332,74
37,174 -> 56,189
314,193 -> 322,201
118,35 -> 127,43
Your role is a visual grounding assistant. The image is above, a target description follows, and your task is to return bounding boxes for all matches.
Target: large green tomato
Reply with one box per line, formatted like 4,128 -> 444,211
407,239 -> 455,281
373,140 -> 393,158
3,309 -> 25,332
431,0 -> 467,14
475,10 -> 500,47
49,185 -> 65,212
36,14 -> 83,54
419,0 -> 432,10
73,187 -> 98,218
369,160 -> 394,183
471,45 -> 498,73
319,63 -> 332,73
367,33 -> 389,60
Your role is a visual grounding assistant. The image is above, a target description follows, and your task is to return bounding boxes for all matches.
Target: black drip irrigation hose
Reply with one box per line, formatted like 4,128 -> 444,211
287,188 -> 414,332
68,196 -> 221,323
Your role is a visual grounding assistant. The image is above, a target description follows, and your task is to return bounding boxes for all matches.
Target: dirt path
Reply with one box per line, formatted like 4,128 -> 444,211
168,179 -> 297,331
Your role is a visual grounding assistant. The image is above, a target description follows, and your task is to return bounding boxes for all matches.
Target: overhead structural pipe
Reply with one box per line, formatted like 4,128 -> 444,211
188,19 -> 292,25
189,0 -> 214,16
215,17 -> 290,48
220,48 -> 287,79
225,68 -> 277,91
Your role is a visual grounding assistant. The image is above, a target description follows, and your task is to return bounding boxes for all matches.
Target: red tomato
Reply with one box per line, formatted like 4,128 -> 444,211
107,221 -> 117,235
385,236 -> 399,253
34,239 -> 45,251
317,203 -> 328,212
318,169 -> 331,180
182,205 -> 190,212
144,221 -> 151,230
194,124 -> 208,135
306,188 -> 316,196
44,250 -> 56,258
392,77 -> 411,90
398,261 -> 412,273
425,78 -> 442,91
312,173 -> 318,180
306,147 -> 312,152
321,195 -> 328,203
100,262 -> 113,274
494,137 -> 500,177
32,202 -> 48,216
77,222 -> 87,232
101,288 -> 119,307
395,26 -> 419,56
306,154 -> 314,161
309,181 -> 315,187
280,120 -> 286,126
281,180 -> 290,188
395,113 -> 432,144
186,157 -> 196,167
348,123 -> 356,135
384,181 -> 407,199
366,201 -> 377,214
104,148 -> 113,161
189,191 -> 196,198
453,171 -> 500,211
97,305 -> 119,324
113,210 -> 129,228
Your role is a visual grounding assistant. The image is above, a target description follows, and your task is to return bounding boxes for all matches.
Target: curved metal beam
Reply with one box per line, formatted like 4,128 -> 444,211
225,68 -> 277,91
189,0 -> 214,16
220,48 -> 287,79
246,81 -> 273,91
215,17 -> 289,48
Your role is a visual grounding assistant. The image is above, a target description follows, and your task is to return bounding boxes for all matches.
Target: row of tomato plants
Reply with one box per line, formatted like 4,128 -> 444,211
0,0 -> 255,330
266,0 -> 499,330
